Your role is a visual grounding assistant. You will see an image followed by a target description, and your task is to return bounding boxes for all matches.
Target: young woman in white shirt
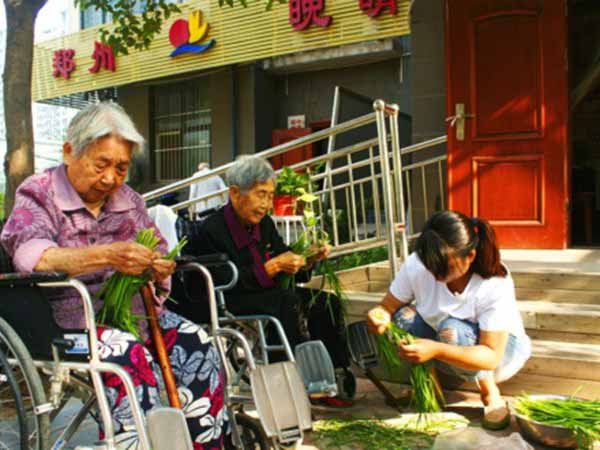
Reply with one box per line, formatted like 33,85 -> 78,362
367,211 -> 531,429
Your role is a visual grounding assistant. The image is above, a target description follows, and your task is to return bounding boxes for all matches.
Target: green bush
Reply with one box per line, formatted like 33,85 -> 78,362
275,167 -> 311,196
317,245 -> 388,274
0,192 -> 4,220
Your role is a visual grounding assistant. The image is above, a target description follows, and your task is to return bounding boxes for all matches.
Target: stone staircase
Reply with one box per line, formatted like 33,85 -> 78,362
324,252 -> 600,400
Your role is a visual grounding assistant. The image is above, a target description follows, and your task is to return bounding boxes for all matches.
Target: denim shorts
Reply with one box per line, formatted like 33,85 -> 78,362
392,305 -> 531,382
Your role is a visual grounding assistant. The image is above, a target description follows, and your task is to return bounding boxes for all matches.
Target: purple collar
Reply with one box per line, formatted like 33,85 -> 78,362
52,164 -> 135,213
224,203 -> 261,249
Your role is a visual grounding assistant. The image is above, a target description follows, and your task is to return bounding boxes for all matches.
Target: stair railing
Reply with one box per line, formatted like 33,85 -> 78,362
143,101 -> 447,279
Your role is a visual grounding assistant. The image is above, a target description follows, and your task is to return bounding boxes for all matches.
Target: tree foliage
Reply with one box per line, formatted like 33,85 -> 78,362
218,0 -> 285,11
74,0 -> 180,56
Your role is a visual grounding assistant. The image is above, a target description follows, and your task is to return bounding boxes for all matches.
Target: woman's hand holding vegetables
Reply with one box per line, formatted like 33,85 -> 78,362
309,244 -> 331,263
272,251 -> 306,274
107,242 -> 156,276
398,338 -> 440,364
151,254 -> 176,282
367,306 -> 392,335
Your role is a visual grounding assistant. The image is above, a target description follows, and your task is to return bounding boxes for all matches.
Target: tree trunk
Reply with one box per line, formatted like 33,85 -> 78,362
2,0 -> 46,216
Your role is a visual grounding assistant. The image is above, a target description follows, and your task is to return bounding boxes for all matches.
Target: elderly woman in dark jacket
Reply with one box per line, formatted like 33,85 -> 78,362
191,156 -> 353,406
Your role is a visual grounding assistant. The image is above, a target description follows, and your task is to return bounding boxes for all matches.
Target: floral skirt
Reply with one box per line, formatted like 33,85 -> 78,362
97,310 -> 227,450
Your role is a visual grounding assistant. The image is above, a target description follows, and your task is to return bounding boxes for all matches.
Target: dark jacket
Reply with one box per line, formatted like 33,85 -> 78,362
190,207 -> 309,295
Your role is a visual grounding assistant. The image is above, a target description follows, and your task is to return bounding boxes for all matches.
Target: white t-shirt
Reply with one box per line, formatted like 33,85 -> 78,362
389,253 -> 530,344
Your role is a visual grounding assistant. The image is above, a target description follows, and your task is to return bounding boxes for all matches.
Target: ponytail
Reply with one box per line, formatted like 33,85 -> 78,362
470,217 -> 506,278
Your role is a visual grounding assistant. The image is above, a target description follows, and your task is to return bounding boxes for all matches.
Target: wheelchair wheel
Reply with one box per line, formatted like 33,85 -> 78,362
0,317 -> 50,450
224,323 -> 262,386
224,413 -> 269,450
0,344 -> 28,449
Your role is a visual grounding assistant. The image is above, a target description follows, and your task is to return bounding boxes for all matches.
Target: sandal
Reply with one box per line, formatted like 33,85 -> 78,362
482,400 -> 511,430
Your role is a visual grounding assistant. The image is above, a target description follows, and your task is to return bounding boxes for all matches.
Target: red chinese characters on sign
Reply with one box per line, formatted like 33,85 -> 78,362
89,42 -> 116,73
52,49 -> 76,80
289,0 -> 332,31
359,0 -> 397,17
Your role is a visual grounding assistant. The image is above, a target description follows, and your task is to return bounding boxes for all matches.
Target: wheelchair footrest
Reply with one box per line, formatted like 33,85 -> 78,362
147,407 -> 193,450
347,321 -> 380,370
250,361 -> 312,445
294,340 -> 337,397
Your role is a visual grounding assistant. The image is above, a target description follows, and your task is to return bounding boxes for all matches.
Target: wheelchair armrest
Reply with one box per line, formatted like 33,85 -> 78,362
0,271 -> 69,287
175,253 -> 229,267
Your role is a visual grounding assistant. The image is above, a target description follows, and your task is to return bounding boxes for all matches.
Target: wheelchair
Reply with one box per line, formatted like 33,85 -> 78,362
0,231 -> 312,450
171,213 -> 351,403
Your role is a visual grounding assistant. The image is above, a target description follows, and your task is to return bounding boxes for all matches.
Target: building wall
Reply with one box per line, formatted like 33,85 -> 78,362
119,84 -> 150,191
408,0 -> 447,232
254,65 -> 278,152
271,59 -> 412,130
236,65 -> 256,156
210,70 -> 234,167
410,0 -> 446,144
119,65 -> 256,193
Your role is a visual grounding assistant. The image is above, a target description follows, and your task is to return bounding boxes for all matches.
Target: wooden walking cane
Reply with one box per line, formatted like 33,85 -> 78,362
140,284 -> 182,409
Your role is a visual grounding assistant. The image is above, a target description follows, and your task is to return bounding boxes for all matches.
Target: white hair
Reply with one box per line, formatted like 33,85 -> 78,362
66,102 -> 145,157
226,156 -> 275,191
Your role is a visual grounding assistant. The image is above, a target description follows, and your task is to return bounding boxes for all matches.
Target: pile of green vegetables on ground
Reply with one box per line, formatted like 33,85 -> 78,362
515,394 -> 600,449
313,416 -> 467,450
374,310 -> 445,414
97,228 -> 187,339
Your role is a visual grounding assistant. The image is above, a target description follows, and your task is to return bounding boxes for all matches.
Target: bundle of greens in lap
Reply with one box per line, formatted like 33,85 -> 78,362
278,188 -> 348,323
97,228 -> 187,340
374,310 -> 445,414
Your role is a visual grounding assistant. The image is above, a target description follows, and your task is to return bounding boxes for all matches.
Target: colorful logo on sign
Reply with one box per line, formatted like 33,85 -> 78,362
169,11 -> 216,57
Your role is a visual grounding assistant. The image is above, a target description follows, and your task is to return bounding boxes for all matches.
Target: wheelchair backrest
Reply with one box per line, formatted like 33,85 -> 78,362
0,220 -> 88,361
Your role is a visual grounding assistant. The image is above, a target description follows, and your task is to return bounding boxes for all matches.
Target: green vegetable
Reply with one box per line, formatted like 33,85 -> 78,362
515,394 -> 600,449
312,416 -> 467,450
377,322 -> 445,414
277,182 -> 348,323
97,228 -> 187,339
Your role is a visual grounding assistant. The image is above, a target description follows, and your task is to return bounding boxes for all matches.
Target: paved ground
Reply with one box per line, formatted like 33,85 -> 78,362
2,377 -> 572,449
301,378 -> 559,450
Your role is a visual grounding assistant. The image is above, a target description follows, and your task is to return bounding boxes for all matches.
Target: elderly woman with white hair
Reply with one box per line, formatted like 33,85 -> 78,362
192,156 -> 353,407
0,103 -> 227,449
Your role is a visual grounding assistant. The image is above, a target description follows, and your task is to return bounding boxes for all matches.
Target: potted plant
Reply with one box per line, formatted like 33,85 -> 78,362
273,167 -> 311,216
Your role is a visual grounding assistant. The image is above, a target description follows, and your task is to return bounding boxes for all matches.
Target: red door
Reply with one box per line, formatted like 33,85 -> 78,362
446,0 -> 569,248
271,128 -> 313,170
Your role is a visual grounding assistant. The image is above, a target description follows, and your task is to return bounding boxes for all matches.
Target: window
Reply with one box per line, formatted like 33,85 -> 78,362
151,81 -> 211,183
81,5 -> 106,29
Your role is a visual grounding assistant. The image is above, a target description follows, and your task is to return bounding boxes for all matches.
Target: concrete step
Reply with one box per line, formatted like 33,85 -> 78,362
511,271 -> 600,291
347,293 -> 600,334
515,287 -> 600,304
524,340 -> 600,382
519,301 -> 600,336
336,262 -> 600,299
527,329 -> 600,345
451,373 -> 600,400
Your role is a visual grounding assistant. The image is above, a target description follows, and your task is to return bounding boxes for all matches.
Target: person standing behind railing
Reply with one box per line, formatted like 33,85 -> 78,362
189,163 -> 228,218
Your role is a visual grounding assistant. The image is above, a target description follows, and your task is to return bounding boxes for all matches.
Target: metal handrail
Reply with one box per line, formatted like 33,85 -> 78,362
144,99 -> 448,279
142,111 -> 378,202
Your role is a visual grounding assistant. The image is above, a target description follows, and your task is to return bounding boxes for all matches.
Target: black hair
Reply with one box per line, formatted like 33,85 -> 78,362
414,211 -> 506,279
